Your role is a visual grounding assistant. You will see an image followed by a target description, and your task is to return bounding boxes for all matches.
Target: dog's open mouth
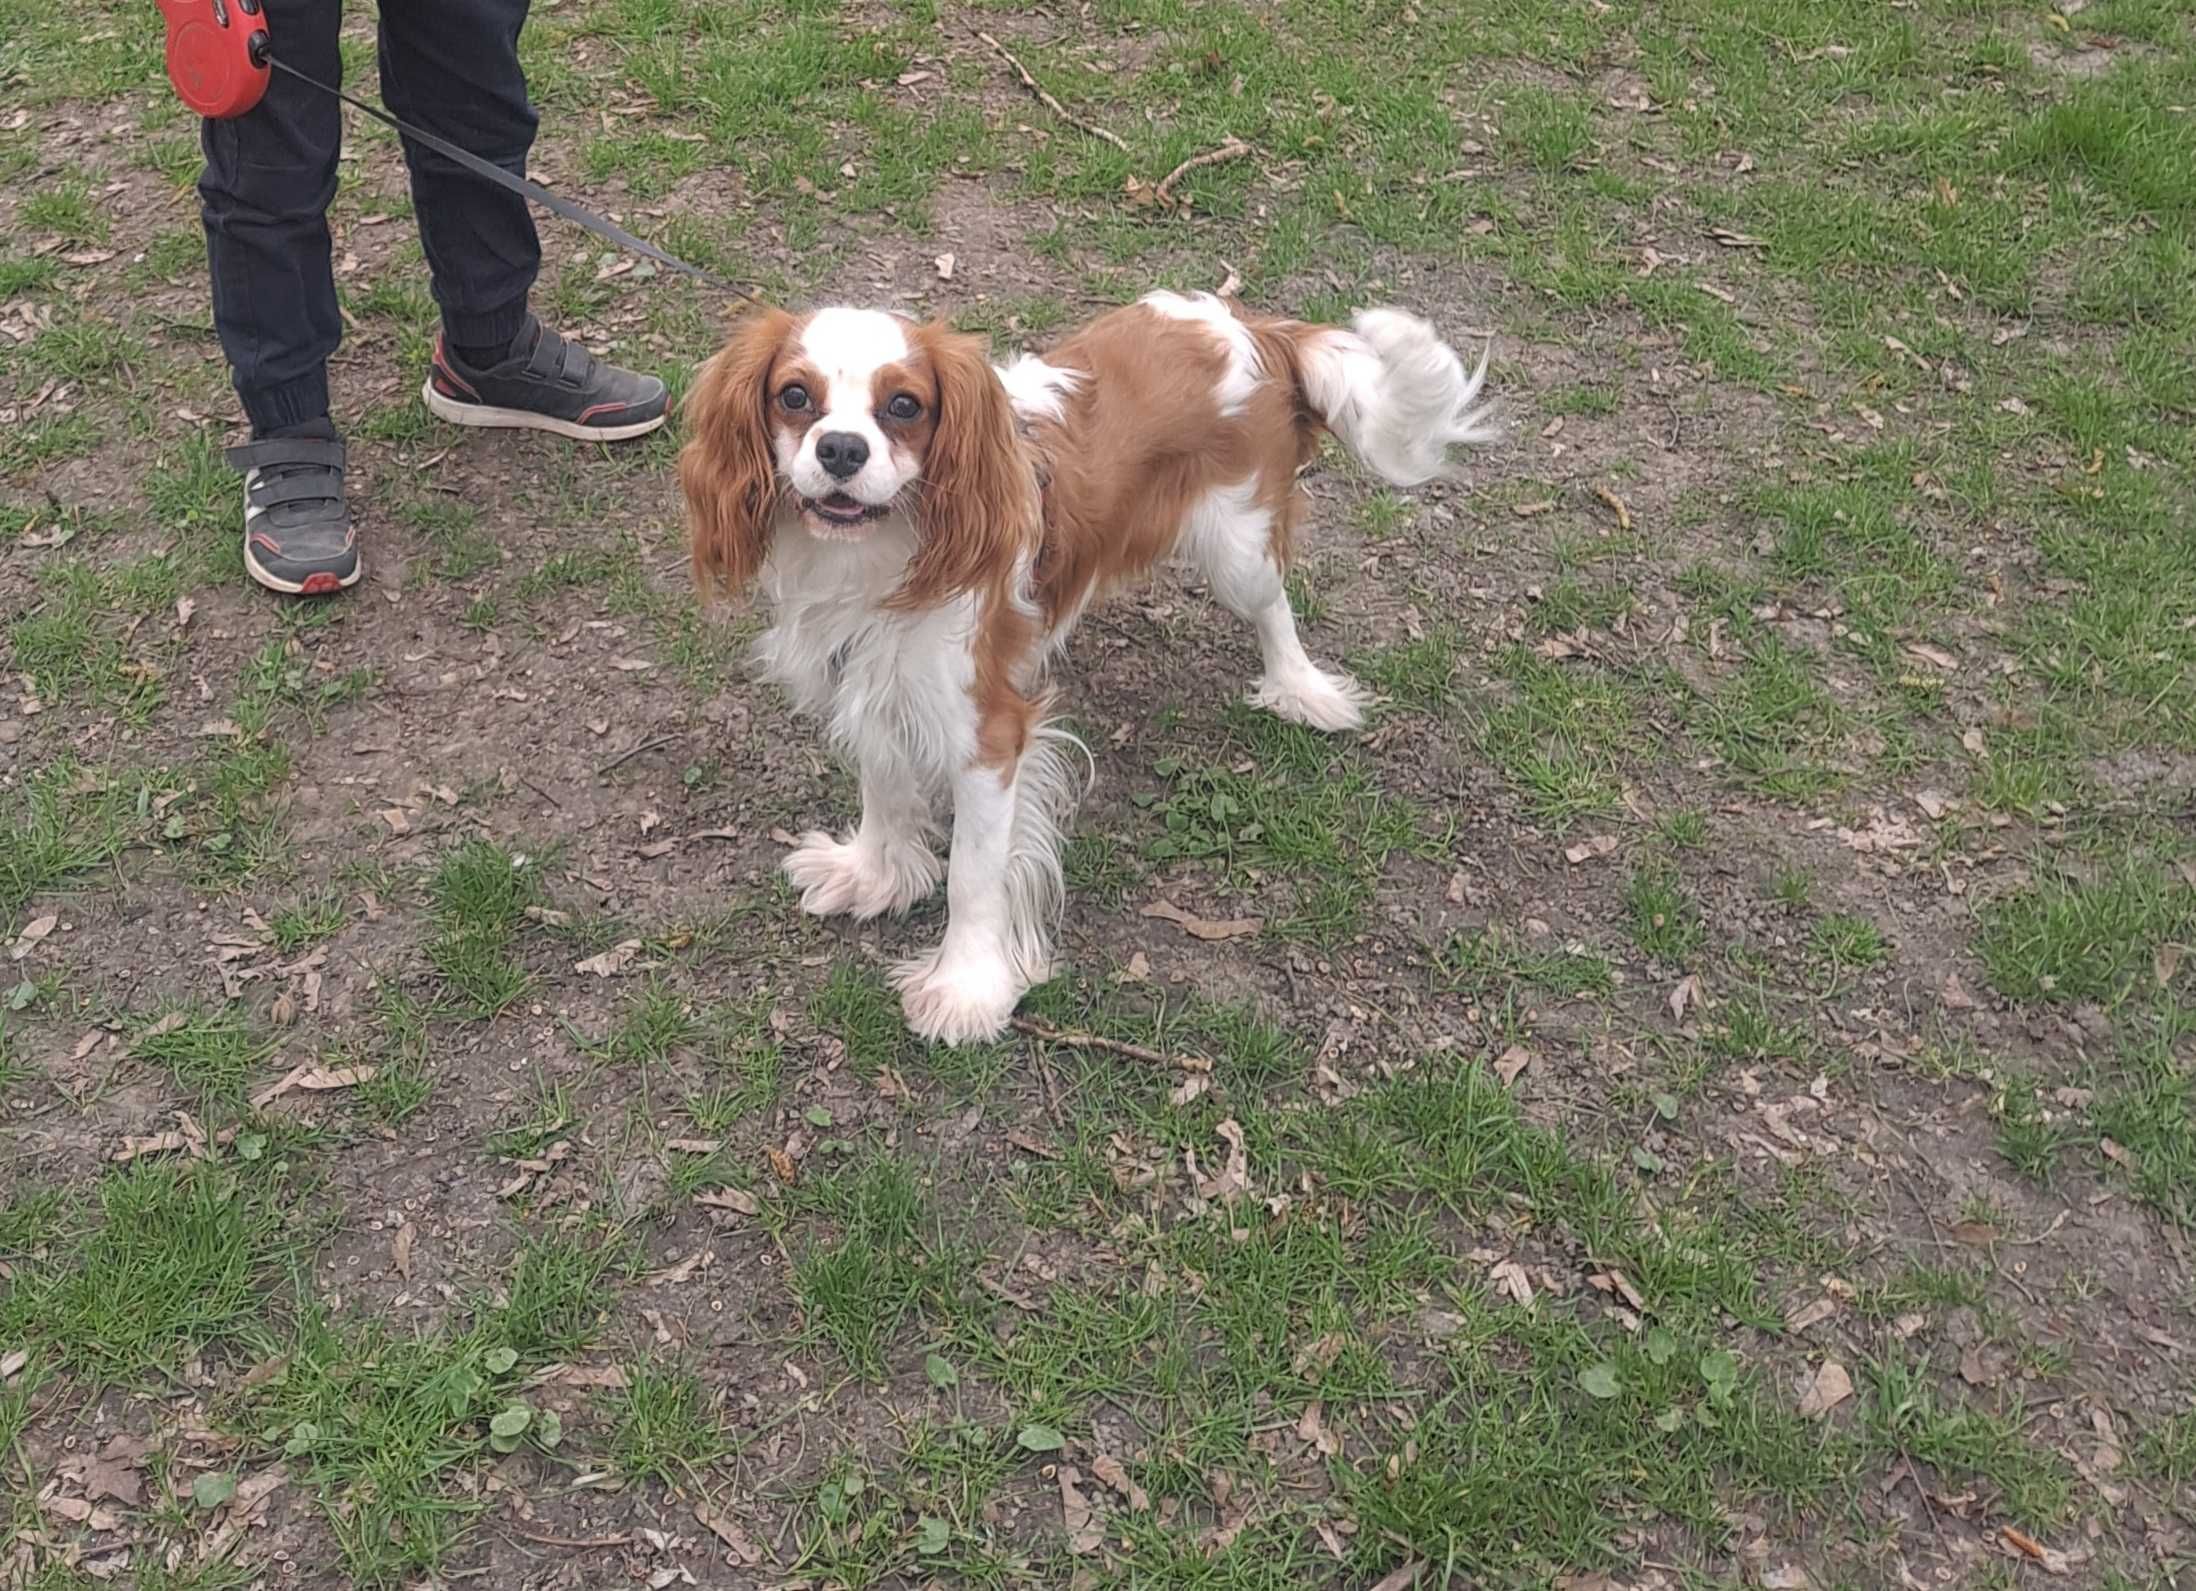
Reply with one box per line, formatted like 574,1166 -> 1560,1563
801,492 -> 890,531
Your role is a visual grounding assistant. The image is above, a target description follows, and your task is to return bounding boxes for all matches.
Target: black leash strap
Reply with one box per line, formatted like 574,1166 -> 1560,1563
263,54 -> 759,303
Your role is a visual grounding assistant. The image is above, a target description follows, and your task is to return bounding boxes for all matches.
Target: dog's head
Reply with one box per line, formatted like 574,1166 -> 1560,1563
678,304 -> 1037,608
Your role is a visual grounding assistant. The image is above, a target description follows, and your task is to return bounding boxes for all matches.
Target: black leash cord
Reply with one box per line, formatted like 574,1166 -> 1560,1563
261,52 -> 759,302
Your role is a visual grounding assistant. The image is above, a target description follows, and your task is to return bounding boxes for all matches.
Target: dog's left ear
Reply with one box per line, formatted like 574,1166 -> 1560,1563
889,322 -> 1038,610
680,304 -> 796,601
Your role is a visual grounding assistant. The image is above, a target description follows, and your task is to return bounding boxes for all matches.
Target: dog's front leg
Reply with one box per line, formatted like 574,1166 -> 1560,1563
893,754 -> 1027,1045
783,747 -> 943,920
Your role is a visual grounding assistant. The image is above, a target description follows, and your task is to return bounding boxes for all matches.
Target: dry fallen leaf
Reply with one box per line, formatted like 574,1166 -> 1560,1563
1141,900 -> 1261,942
1786,1296 -> 1838,1333
1058,1465 -> 1104,1554
1490,1259 -> 1533,1307
1494,1045 -> 1533,1086
1295,1400 -> 1341,1456
2000,1525 -> 2077,1576
766,1147 -> 798,1184
250,1062 -> 377,1108
1797,1360 -> 1854,1417
575,939 -> 644,977
2156,942 -> 2183,989
1669,973 -> 1705,1022
1564,834 -> 1619,864
934,252 -> 956,280
82,1456 -> 142,1507
391,1221 -> 415,1280
1906,641 -> 1960,672
8,913 -> 57,961
1193,1119 -> 1251,1206
696,1186 -> 761,1216
113,1131 -> 188,1163
1198,1470 -> 1251,1553
1369,1562 -> 1426,1591
1090,1453 -> 1150,1512
1941,971 -> 1978,1010
694,1502 -> 765,1566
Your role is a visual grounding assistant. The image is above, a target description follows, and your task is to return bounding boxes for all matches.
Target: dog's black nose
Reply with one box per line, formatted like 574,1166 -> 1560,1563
815,431 -> 869,481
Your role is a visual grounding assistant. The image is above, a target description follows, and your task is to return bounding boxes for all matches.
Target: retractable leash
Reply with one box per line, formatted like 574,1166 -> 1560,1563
157,0 -> 759,300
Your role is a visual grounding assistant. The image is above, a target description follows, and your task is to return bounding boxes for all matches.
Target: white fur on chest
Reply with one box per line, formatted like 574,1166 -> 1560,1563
751,516 -> 981,790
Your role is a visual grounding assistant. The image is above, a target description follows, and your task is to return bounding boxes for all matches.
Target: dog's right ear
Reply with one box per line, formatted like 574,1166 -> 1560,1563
680,305 -> 795,599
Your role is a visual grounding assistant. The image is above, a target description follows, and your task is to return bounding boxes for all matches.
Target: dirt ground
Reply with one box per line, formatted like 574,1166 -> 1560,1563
3,0 -> 2194,1588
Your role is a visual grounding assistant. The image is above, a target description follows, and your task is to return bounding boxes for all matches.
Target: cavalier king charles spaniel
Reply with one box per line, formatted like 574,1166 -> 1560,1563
677,290 -> 1495,1045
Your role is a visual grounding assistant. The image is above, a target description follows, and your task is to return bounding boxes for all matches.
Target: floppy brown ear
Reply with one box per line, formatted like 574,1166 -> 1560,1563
889,321 -> 1039,611
679,305 -> 795,600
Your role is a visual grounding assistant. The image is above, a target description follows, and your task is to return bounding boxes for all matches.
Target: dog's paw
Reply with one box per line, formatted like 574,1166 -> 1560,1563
1249,665 -> 1371,733
892,947 -> 1021,1047
782,831 -> 941,919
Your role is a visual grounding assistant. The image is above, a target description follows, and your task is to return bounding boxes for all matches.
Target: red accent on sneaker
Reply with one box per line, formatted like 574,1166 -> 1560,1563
300,572 -> 344,595
574,401 -> 630,425
431,338 -> 482,399
251,531 -> 285,555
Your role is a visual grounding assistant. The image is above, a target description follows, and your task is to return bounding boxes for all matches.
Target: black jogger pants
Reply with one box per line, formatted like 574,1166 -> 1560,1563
196,0 -> 542,432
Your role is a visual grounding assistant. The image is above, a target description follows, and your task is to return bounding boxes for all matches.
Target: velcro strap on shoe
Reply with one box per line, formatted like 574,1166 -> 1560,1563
246,474 -> 345,509
226,438 -> 347,473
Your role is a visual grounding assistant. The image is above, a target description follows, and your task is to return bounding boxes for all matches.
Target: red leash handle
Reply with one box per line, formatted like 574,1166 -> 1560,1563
159,0 -> 271,119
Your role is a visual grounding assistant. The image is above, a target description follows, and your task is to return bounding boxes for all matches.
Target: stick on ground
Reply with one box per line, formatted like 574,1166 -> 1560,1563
974,30 -> 1130,153
1154,137 -> 1253,207
1011,1015 -> 1195,1068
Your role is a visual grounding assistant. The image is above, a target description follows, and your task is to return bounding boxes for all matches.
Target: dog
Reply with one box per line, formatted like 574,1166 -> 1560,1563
676,290 -> 1496,1045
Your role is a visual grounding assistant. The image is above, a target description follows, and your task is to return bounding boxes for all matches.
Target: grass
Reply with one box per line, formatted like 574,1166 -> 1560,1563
1626,863 -> 1705,967
1478,651 -> 1639,829
605,1364 -> 730,1486
1433,927 -> 1616,1002
424,840 -> 545,1018
791,1157 -> 969,1381
1977,856 -> 2196,1005
4,0 -> 2193,1583
0,1160 -> 300,1382
130,1007 -> 277,1101
1139,710 -> 1432,944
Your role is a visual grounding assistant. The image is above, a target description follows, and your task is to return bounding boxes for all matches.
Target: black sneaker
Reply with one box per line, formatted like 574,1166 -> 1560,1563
227,427 -> 360,597
423,318 -> 669,443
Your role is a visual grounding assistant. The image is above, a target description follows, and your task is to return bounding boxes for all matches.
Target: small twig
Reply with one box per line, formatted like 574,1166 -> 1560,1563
595,733 -> 675,777
973,29 -> 1129,152
1153,137 -> 1253,207
504,1527 -> 635,1550
1010,1015 -> 1188,1067
1034,1050 -> 1068,1131
522,777 -> 565,810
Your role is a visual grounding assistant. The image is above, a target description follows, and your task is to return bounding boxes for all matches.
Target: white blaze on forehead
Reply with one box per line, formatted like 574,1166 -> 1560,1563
785,306 -> 922,513
798,307 -> 913,409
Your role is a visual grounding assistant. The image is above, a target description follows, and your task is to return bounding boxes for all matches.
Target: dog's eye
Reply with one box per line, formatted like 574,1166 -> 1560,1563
885,393 -> 922,421
779,384 -> 811,412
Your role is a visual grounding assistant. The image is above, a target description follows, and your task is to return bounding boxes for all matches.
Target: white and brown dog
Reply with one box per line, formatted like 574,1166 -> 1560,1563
676,291 -> 1495,1044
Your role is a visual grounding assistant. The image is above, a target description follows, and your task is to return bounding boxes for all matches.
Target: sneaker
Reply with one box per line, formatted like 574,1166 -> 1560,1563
423,318 -> 669,443
227,429 -> 360,597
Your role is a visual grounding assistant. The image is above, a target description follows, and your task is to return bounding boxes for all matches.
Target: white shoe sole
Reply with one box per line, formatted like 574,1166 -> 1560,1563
421,378 -> 668,443
244,536 -> 361,596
